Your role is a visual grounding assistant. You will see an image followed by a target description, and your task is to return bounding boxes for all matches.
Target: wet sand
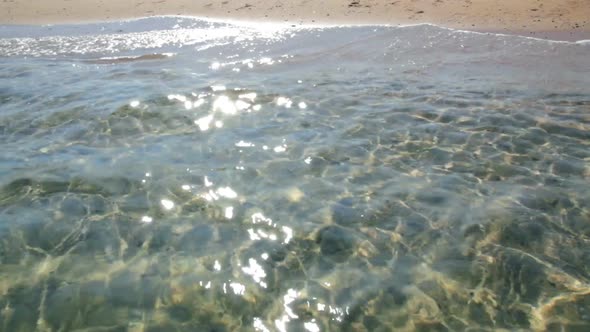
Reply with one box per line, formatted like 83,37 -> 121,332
0,0 -> 589,40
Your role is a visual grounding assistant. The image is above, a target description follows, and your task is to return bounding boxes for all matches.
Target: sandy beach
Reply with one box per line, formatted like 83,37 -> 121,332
0,0 -> 589,39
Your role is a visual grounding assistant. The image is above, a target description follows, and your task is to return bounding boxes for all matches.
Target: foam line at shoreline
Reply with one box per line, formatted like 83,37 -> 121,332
1,15 -> 589,45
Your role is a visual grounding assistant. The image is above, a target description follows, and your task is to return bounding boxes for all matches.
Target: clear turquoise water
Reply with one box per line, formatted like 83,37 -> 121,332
1,17 -> 590,331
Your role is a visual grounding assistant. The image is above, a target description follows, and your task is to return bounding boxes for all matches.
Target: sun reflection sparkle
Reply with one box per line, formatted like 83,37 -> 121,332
168,94 -> 187,102
242,258 -> 267,288
236,140 -> 255,147
273,145 -> 287,153
213,95 -> 237,115
276,96 -> 292,108
253,317 -> 271,332
282,226 -> 293,244
160,199 -> 175,210
204,176 -> 213,187
304,320 -> 321,332
235,99 -> 251,111
224,206 -> 234,219
211,85 -> 226,92
239,92 -> 257,101
275,289 -> 300,332
229,282 -> 246,295
217,186 -> 238,199
195,114 -> 213,131
259,57 -> 274,65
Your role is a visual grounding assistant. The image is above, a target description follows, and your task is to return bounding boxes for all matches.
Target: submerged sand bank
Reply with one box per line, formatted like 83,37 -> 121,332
1,0 -> 589,40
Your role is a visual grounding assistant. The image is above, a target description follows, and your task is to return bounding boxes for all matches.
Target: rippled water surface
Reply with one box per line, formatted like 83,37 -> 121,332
1,17 -> 590,331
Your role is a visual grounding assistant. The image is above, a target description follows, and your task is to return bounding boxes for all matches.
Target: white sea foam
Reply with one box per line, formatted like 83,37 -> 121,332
0,16 -> 587,58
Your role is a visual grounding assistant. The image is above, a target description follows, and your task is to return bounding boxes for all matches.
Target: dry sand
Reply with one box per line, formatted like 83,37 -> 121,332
1,0 -> 589,40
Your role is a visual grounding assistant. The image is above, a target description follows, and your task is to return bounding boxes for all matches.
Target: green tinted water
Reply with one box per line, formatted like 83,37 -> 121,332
1,17 -> 590,331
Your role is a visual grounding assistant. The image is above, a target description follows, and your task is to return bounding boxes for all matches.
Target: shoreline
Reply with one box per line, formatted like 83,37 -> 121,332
1,0 -> 589,41
2,17 -> 589,44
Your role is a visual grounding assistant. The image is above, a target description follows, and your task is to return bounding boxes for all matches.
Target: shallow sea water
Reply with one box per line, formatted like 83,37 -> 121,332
1,17 -> 590,331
